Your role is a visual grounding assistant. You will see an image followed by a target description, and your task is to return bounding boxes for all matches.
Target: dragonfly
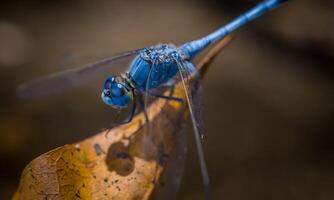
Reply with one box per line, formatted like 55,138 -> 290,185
17,0 -> 288,198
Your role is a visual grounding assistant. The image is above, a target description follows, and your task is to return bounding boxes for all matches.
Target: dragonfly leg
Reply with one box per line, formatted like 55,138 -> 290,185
138,95 -> 149,123
105,90 -> 137,138
105,104 -> 136,138
148,82 -> 185,103
149,93 -> 184,103
120,89 -> 137,124
119,102 -> 137,124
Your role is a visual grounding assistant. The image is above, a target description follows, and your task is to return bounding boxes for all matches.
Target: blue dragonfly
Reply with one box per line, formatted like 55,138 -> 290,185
18,0 -> 288,198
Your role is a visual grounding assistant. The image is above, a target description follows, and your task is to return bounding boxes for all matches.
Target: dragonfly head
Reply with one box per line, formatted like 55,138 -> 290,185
101,76 -> 132,108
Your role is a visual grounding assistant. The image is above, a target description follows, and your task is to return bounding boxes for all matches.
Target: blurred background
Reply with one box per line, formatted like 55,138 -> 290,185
0,0 -> 333,199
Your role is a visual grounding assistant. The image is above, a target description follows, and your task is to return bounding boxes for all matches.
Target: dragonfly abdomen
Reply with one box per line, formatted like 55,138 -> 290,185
180,0 -> 288,58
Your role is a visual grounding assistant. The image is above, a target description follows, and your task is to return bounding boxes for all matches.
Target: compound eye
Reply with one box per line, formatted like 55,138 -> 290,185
104,80 -> 112,89
104,90 -> 111,97
120,88 -> 126,96
116,84 -> 128,96
104,76 -> 116,89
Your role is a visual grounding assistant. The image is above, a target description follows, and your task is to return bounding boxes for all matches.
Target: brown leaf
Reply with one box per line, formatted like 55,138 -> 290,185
12,36 -> 232,200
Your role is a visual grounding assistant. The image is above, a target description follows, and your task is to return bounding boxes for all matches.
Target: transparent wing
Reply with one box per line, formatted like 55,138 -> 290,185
173,58 -> 210,199
138,58 -> 208,198
149,101 -> 188,200
17,48 -> 143,99
127,60 -> 189,198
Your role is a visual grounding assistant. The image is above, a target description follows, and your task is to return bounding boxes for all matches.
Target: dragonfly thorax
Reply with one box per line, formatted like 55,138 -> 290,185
128,44 -> 187,91
140,43 -> 186,64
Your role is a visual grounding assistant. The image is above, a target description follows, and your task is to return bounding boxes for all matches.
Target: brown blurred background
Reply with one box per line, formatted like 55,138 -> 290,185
0,0 -> 333,199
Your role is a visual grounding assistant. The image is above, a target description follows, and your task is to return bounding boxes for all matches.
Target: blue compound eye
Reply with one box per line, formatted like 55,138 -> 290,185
104,90 -> 111,97
104,76 -> 115,89
101,76 -> 132,108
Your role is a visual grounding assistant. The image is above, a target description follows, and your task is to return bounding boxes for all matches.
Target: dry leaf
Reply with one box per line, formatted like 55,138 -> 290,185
12,36 -> 232,200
